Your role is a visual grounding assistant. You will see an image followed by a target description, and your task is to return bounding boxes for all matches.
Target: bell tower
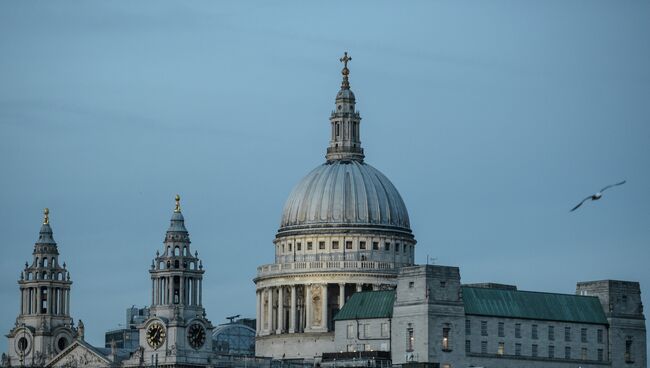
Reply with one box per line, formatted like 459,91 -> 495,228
136,195 -> 214,367
6,208 -> 77,367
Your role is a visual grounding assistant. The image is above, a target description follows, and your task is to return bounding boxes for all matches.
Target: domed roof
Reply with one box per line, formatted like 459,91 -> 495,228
279,160 -> 411,235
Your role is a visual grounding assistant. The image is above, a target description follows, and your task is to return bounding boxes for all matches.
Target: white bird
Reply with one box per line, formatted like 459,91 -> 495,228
570,180 -> 626,212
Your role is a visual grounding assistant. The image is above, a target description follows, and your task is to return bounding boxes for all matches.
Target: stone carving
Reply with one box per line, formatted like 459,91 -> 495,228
77,320 -> 84,340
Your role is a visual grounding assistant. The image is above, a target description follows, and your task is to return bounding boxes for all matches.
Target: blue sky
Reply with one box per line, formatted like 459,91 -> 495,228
1,0 -> 649,355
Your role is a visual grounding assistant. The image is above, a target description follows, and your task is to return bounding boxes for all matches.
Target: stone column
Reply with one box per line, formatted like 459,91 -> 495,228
198,279 -> 203,306
267,288 -> 274,334
67,288 -> 71,315
276,287 -> 284,334
321,283 -> 328,330
36,287 -> 41,314
151,279 -> 155,306
289,285 -> 296,333
179,276 -> 184,305
356,283 -> 363,292
305,284 -> 312,331
256,290 -> 261,334
338,283 -> 346,309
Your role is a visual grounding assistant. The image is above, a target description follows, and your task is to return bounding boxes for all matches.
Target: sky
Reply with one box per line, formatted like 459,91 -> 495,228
1,0 -> 649,357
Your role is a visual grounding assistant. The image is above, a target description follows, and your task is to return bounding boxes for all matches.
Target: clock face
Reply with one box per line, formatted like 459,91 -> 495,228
187,323 -> 206,349
146,322 -> 166,349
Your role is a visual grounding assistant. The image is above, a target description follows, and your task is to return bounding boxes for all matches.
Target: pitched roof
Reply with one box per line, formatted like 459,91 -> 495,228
334,290 -> 395,321
462,286 -> 608,325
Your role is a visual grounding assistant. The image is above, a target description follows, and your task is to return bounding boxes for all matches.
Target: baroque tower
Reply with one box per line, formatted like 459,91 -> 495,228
130,195 -> 214,367
6,209 -> 77,367
255,53 -> 416,359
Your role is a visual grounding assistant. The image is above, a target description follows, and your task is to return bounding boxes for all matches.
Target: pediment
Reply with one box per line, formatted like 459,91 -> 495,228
46,340 -> 112,368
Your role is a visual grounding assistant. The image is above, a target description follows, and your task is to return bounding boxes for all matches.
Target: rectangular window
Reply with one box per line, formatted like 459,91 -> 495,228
597,329 -> 603,344
384,242 -> 390,251
625,337 -> 633,362
345,241 -> 352,250
532,324 -> 538,340
597,348 -> 604,361
307,242 -> 313,250
498,322 -> 504,337
403,243 -> 407,252
440,281 -> 446,288
297,242 -> 301,251
565,346 -> 571,359
359,241 -> 366,250
497,342 -> 504,355
581,328 -> 587,343
581,347 -> 587,360
532,344 -> 538,357
515,323 -> 521,338
347,324 -> 354,339
395,243 -> 400,252
319,241 -> 325,250
548,326 -> 555,341
515,343 -> 521,356
362,324 -> 369,338
442,327 -> 450,351
565,327 -> 571,342
465,340 -> 471,353
381,323 -> 389,337
409,281 -> 414,288
288,243 -> 292,251
481,321 -> 487,336
332,241 -> 339,249
465,319 -> 471,335
481,341 -> 487,354
347,344 -> 354,352
372,241 -> 379,250
406,328 -> 414,352
549,345 -> 555,359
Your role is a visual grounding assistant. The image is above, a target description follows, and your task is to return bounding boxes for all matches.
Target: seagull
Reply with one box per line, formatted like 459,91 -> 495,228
570,180 -> 626,212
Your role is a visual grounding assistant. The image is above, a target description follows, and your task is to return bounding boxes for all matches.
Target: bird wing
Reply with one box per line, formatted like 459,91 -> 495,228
570,196 -> 592,212
600,180 -> 626,193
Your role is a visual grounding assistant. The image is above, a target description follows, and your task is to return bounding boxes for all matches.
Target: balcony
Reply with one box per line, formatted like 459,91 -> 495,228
256,260 -> 402,278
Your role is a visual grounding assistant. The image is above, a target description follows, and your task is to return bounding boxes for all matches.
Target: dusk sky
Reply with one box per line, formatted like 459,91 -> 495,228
1,0 -> 649,355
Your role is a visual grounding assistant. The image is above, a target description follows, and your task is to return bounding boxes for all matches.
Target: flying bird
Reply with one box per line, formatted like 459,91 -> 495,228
570,180 -> 626,212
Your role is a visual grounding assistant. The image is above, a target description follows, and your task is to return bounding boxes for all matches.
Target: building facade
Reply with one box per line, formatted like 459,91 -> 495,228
331,265 -> 647,368
254,53 -> 416,360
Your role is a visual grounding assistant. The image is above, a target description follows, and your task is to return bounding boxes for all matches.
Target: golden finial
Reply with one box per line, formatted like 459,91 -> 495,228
174,194 -> 181,213
43,208 -> 50,225
339,52 -> 352,89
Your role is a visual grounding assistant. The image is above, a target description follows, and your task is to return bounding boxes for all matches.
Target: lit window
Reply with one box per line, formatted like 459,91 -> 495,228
406,328 -> 414,352
497,342 -> 504,355
442,327 -> 451,351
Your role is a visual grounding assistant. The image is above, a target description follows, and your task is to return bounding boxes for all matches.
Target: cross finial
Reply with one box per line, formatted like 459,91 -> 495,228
339,52 -> 352,89
174,194 -> 181,213
43,208 -> 49,225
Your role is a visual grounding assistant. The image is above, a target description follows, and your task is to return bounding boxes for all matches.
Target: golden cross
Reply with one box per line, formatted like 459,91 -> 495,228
340,52 -> 352,69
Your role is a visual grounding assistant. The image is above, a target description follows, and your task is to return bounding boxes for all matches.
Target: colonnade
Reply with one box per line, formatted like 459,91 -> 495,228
151,275 -> 202,306
21,285 -> 70,316
256,282 -> 383,336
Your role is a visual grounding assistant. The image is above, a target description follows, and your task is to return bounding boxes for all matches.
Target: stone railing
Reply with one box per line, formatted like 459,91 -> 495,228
256,260 -> 403,277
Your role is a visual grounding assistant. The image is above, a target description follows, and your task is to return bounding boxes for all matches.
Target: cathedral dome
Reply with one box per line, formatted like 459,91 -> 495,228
279,160 -> 412,235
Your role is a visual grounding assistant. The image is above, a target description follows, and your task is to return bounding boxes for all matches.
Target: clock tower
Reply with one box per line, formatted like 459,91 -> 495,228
136,195 -> 214,367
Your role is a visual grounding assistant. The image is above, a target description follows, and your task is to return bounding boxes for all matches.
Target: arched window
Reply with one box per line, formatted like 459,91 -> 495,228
174,246 -> 180,256
174,260 -> 180,269
43,258 -> 48,267
51,257 -> 56,267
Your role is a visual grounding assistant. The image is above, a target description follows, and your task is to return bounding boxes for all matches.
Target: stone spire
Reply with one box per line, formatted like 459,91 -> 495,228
326,52 -> 364,163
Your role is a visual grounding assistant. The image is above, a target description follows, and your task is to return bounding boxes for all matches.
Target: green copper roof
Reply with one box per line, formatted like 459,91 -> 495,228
462,286 -> 608,325
334,291 -> 395,321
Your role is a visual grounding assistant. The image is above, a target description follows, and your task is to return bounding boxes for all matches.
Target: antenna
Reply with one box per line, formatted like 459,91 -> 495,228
226,314 -> 240,323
